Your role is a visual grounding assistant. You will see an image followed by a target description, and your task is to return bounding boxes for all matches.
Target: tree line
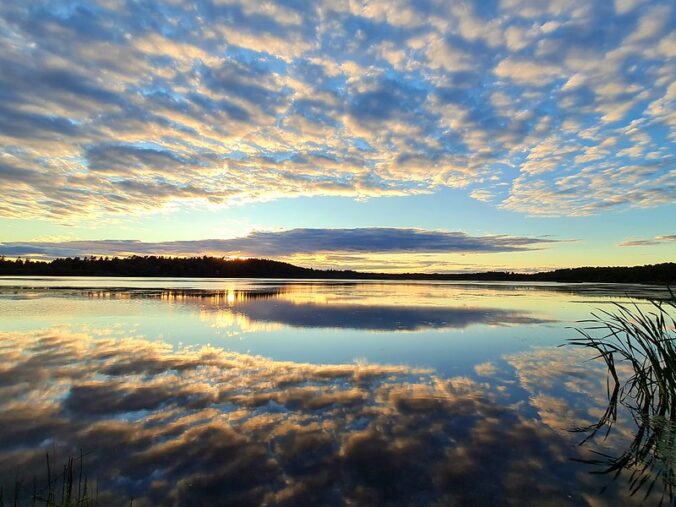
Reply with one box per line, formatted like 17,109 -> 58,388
0,256 -> 674,284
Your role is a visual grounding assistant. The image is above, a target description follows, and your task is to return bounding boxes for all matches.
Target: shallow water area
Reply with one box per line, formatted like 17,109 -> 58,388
0,277 -> 672,506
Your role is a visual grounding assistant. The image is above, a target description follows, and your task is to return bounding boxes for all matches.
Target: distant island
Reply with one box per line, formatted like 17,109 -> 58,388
0,256 -> 674,284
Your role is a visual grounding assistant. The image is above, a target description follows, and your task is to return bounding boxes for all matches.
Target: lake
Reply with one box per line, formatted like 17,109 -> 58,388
0,277 -> 672,506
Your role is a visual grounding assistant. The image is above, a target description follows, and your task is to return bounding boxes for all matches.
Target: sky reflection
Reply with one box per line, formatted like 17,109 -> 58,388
0,280 -> 671,505
0,280 -> 667,371
0,327 -> 666,506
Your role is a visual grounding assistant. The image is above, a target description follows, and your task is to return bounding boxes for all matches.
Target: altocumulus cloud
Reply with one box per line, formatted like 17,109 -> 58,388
0,0 -> 674,219
0,228 -> 562,258
618,234 -> 676,247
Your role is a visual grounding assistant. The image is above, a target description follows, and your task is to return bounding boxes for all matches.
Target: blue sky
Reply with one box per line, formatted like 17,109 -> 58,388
0,0 -> 674,271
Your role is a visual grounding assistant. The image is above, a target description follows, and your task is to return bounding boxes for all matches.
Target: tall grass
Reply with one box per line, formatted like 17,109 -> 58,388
0,451 -> 98,507
568,294 -> 675,505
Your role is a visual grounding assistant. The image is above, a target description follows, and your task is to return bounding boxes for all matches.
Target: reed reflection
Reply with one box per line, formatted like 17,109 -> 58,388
505,344 -> 672,507
568,299 -> 675,505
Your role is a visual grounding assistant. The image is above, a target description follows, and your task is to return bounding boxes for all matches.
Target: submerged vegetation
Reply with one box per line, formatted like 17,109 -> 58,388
0,256 -> 674,284
569,295 -> 676,505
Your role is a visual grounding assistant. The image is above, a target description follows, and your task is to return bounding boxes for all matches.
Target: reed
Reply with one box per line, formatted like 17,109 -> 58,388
0,450 -> 97,507
568,293 -> 675,505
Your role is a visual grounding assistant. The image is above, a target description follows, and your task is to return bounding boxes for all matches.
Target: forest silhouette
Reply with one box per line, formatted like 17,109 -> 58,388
0,256 -> 673,284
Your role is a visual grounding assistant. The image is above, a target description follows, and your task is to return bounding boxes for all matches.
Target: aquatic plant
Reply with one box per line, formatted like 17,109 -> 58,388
0,451 -> 98,507
568,294 -> 675,505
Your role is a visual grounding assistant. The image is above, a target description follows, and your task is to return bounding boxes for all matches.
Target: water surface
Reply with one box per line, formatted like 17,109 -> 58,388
0,278 -> 671,505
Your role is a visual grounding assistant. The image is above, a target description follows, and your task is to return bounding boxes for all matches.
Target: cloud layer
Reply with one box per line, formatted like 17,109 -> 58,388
618,234 -> 676,246
0,0 -> 674,220
0,227 -> 560,258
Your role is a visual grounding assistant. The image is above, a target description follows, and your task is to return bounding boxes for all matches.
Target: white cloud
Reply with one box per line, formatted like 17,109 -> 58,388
470,189 -> 495,202
626,5 -> 672,43
0,0 -> 672,221
614,0 -> 646,15
561,73 -> 586,91
494,58 -> 564,85
618,234 -> 676,247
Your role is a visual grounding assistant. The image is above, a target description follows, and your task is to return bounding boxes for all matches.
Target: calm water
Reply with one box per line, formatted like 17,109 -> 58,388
0,277 -> 672,506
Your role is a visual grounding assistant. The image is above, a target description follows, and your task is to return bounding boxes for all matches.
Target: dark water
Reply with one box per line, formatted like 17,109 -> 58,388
0,278 -> 672,506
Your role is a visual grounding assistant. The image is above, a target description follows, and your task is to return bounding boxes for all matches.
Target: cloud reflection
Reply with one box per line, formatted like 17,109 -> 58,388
80,287 -> 553,332
1,328 -> 590,506
504,346 -> 669,505
226,299 -> 551,331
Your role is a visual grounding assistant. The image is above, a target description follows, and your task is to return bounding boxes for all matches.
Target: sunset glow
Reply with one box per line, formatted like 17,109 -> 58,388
0,0 -> 673,270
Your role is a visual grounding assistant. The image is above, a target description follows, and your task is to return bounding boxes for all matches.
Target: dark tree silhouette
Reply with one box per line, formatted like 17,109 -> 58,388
0,256 -> 673,284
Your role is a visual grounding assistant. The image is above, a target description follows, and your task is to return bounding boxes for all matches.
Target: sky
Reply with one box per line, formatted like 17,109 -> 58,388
0,0 -> 674,273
